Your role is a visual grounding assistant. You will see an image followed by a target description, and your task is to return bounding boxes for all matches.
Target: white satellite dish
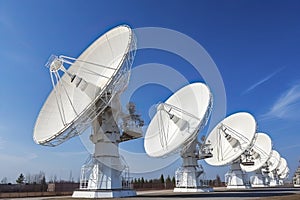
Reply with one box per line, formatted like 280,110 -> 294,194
145,82 -> 212,157
277,158 -> 288,176
205,112 -> 256,166
241,132 -> 272,172
243,133 -> 272,187
144,82 -> 213,192
33,25 -> 143,198
266,150 -> 281,172
34,25 -> 135,146
277,158 -> 288,186
279,167 -> 289,180
266,150 -> 281,187
204,112 -> 256,189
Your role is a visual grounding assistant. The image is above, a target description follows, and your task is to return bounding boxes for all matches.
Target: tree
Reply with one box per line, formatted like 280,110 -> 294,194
16,173 -> 25,184
1,177 -> 8,184
25,173 -> 31,184
160,174 -> 165,184
69,170 -> 73,182
172,176 -> 176,186
53,174 -> 57,183
41,176 -> 47,192
166,175 -> 171,183
215,175 -> 222,187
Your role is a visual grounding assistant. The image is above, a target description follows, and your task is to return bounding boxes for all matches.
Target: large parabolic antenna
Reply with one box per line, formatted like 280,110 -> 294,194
240,133 -> 272,173
204,112 -> 256,189
266,150 -> 281,172
242,133 -> 272,187
145,82 -> 213,192
145,82 -> 212,157
276,157 -> 289,186
265,150 -> 281,186
34,25 -> 135,146
205,112 -> 256,166
33,25 -> 143,198
277,158 -> 288,176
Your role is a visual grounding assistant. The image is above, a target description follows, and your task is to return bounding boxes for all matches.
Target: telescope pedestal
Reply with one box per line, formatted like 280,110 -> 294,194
72,107 -> 136,198
226,162 -> 250,189
268,171 -> 279,187
250,169 -> 268,187
174,140 -> 212,192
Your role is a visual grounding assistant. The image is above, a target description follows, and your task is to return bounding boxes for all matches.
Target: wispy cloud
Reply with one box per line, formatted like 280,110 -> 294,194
0,137 -> 5,149
262,83 -> 300,120
242,67 -> 285,95
279,143 -> 300,151
0,152 -> 38,163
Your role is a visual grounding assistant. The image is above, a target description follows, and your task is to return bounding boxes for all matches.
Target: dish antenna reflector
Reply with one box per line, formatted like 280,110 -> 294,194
34,25 -> 135,146
276,158 -> 288,186
243,133 -> 272,187
33,25 -> 143,198
265,150 -> 281,187
277,158 -> 288,176
144,82 -> 213,192
265,150 -> 281,173
204,112 -> 256,189
240,133 -> 272,172
279,167 -> 289,180
145,82 -> 212,157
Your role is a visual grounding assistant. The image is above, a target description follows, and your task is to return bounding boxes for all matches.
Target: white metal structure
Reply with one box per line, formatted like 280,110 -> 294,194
145,82 -> 213,192
279,166 -> 289,183
277,158 -> 288,176
204,112 -> 256,189
276,157 -> 288,186
263,150 -> 281,187
33,25 -> 143,198
293,161 -> 300,187
241,133 -> 272,187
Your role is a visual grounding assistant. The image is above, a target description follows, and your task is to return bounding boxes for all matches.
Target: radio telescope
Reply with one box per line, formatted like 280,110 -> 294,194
204,112 -> 256,189
263,150 -> 281,187
241,133 -> 272,187
276,157 -> 288,185
279,166 -> 289,183
293,160 -> 300,187
33,25 -> 144,198
145,82 -> 213,192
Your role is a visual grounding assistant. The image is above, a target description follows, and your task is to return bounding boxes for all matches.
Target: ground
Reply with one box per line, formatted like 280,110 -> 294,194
5,188 -> 300,200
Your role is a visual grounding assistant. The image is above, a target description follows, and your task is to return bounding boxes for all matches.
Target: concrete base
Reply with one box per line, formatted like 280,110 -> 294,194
226,163 -> 250,189
226,185 -> 251,189
251,184 -> 267,188
294,184 -> 300,187
72,189 -> 136,198
269,180 -> 279,187
173,187 -> 213,192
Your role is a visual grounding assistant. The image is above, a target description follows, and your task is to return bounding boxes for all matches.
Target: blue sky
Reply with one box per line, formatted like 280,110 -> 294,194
0,0 -> 300,183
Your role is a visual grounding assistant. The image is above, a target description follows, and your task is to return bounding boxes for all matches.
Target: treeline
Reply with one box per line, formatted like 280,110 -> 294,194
131,174 -> 225,190
1,172 -> 225,191
132,174 -> 175,190
0,171 -> 78,193
1,170 -> 76,185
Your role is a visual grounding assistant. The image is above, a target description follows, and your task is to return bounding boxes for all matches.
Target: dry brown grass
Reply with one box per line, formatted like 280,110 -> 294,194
257,193 -> 300,200
46,193 -> 300,200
